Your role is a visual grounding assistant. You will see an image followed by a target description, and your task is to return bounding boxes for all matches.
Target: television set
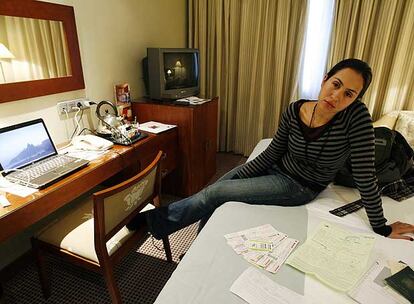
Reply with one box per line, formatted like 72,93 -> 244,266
143,48 -> 200,100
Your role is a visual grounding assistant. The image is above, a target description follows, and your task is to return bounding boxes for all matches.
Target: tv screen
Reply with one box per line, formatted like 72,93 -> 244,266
164,52 -> 199,90
145,48 -> 200,100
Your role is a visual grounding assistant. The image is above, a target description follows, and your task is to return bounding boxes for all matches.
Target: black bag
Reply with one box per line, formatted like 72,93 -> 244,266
334,127 -> 414,188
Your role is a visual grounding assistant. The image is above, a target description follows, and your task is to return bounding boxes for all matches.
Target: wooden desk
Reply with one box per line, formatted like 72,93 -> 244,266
0,130 -> 178,244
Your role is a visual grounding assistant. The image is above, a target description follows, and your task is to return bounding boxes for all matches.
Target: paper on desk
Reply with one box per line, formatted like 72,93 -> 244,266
59,146 -> 108,161
230,267 -> 313,304
348,260 -> 410,304
0,178 -> 37,197
286,221 -> 376,291
138,121 -> 176,134
176,96 -> 210,105
0,195 -> 11,207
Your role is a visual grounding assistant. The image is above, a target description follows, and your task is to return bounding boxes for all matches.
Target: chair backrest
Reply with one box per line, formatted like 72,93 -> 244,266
93,151 -> 162,242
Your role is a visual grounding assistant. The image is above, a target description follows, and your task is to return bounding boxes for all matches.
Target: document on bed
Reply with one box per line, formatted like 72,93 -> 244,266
230,267 -> 314,304
286,221 -> 376,291
224,224 -> 299,274
348,260 -> 410,304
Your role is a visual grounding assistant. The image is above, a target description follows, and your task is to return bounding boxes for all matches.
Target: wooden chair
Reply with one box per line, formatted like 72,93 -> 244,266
31,151 -> 172,303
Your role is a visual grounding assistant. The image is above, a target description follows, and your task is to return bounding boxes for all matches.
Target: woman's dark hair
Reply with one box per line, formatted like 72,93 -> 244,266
326,58 -> 372,100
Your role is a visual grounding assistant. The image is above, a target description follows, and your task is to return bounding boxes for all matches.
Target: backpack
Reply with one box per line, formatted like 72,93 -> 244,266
334,127 -> 414,188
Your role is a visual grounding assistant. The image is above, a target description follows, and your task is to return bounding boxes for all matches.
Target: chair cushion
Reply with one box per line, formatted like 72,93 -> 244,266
394,111 -> 414,149
36,198 -> 134,263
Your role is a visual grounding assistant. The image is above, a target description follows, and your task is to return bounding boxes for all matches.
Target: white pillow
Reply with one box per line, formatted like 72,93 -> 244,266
373,110 -> 399,129
394,111 -> 414,149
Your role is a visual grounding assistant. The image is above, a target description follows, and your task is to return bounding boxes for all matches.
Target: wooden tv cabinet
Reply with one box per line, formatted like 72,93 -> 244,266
132,97 -> 218,196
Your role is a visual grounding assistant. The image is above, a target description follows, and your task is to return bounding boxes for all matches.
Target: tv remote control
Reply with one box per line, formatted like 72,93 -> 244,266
329,199 -> 364,217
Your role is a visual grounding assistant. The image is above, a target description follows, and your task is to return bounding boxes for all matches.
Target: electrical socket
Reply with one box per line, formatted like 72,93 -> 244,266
76,99 -> 91,108
57,98 -> 90,115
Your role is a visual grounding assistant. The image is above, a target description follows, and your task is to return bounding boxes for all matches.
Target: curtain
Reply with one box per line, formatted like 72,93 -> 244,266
3,16 -> 71,83
328,0 -> 414,119
298,0 -> 335,100
189,0 -> 307,155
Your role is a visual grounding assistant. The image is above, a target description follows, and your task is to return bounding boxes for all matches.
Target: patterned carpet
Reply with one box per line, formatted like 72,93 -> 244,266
3,222 -> 198,304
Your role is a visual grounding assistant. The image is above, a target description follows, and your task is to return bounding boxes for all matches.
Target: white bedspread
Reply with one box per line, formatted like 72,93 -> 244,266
155,139 -> 414,304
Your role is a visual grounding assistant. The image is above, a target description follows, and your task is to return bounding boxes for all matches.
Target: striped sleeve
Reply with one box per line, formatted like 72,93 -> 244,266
348,104 -> 388,229
236,103 -> 293,178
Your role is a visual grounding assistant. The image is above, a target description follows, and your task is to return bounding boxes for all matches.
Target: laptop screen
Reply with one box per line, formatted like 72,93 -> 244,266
0,119 -> 57,171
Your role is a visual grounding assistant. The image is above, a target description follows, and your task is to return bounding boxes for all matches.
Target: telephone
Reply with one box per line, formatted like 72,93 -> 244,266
71,134 -> 113,151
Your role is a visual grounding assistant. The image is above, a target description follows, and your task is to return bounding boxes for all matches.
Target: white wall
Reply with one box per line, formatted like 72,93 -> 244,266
0,0 -> 187,144
0,0 -> 187,269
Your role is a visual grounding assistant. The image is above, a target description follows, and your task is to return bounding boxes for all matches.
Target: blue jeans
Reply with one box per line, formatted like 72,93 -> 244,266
146,164 -> 319,239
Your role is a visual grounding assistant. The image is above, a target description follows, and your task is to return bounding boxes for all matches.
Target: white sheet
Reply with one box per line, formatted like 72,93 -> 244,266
154,138 -> 414,304
155,203 -> 309,304
154,197 -> 414,304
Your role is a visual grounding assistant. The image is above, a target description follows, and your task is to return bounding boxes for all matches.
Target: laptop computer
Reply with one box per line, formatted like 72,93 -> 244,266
0,118 -> 89,189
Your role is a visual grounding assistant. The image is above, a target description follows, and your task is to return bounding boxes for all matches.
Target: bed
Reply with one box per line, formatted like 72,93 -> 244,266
154,138 -> 414,304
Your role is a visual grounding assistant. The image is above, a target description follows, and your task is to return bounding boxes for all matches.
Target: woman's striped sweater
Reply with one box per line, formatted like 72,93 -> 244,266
237,100 -> 388,232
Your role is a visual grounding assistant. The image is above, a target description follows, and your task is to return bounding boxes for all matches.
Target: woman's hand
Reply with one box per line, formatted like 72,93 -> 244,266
388,221 -> 414,241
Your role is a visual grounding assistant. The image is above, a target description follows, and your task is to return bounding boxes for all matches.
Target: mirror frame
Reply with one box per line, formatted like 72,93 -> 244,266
0,0 -> 85,103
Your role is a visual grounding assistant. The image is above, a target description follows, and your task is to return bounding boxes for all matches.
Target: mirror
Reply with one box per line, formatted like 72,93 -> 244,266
0,0 -> 84,103
0,16 -> 72,84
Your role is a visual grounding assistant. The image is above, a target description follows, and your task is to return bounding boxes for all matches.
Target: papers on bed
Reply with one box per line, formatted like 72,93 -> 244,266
286,221 -> 376,291
348,260 -> 411,304
224,224 -> 299,274
230,267 -> 313,304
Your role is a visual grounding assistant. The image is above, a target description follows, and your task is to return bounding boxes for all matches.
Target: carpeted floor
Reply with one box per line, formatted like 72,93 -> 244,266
4,225 -> 197,304
2,152 -> 246,304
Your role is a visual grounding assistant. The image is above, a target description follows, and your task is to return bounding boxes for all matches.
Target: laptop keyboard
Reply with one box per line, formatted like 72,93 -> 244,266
8,155 -> 75,180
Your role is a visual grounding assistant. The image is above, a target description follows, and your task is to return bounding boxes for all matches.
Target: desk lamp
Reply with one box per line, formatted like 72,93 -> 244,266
0,43 -> 15,83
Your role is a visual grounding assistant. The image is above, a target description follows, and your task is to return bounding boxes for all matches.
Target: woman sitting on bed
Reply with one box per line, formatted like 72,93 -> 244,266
128,58 -> 414,241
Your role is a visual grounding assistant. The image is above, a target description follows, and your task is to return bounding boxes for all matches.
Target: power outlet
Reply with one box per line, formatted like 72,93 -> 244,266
57,98 -> 90,115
